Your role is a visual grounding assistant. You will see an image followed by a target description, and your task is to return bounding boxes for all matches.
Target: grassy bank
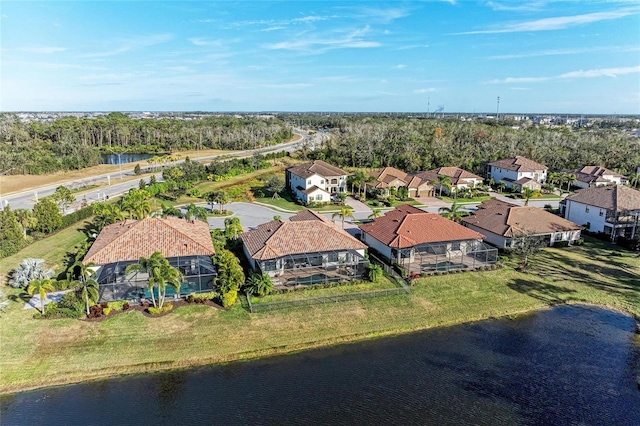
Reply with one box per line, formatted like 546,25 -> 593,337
1,238 -> 638,394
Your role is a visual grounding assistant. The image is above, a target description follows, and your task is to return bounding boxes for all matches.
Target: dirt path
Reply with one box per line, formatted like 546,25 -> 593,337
1,148 -> 230,195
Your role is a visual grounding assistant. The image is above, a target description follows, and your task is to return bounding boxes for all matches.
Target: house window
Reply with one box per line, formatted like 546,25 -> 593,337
321,179 -> 325,184
316,194 -> 323,201
328,252 -> 338,262
331,179 -> 338,184
599,210 -> 604,217
450,241 -> 461,251
585,206 -> 590,213
262,260 -> 277,272
307,179 -> 312,185
554,232 -> 563,240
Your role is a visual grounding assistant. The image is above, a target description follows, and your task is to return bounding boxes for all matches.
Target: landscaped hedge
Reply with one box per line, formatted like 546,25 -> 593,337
60,205 -> 94,229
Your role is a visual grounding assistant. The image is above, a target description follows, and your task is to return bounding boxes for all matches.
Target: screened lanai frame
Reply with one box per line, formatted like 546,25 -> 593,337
94,255 -> 217,302
393,240 -> 498,275
256,249 -> 369,287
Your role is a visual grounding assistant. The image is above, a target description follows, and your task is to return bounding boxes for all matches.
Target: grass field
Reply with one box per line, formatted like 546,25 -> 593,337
1,233 -> 637,394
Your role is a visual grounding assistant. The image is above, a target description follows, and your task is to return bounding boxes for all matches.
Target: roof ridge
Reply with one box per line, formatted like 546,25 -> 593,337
162,217 -> 213,253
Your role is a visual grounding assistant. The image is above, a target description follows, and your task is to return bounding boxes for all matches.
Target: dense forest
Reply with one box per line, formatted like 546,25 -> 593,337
0,113 -> 292,174
1,112 -> 638,176
285,115 -> 640,175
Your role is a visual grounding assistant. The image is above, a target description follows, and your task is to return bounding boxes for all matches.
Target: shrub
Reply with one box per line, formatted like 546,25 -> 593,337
102,307 -> 112,316
8,258 -> 54,288
221,290 -> 238,308
148,303 -> 173,315
123,302 -> 131,311
88,304 -> 103,318
107,300 -> 126,311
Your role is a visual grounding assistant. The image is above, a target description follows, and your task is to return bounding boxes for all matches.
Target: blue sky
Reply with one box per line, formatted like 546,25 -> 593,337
1,1 -> 639,113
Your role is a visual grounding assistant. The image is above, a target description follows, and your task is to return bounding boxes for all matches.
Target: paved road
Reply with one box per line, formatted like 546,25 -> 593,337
1,128 -> 327,212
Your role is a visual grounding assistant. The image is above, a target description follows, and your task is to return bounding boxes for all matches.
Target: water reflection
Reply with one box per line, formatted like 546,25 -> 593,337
1,305 -> 639,425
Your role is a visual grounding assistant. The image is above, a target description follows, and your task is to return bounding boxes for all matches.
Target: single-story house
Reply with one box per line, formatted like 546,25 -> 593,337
462,199 -> 582,248
367,167 -> 434,197
286,160 -> 348,204
413,167 -> 484,195
359,204 -> 497,274
83,217 -> 217,301
560,185 -> 640,241
240,210 -> 369,286
567,166 -> 628,189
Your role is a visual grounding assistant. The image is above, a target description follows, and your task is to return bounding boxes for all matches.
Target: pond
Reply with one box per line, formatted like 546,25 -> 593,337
1,305 -> 639,425
100,153 -> 156,165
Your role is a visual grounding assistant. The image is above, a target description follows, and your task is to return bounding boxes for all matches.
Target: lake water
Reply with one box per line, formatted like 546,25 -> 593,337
1,305 -> 639,425
100,153 -> 156,165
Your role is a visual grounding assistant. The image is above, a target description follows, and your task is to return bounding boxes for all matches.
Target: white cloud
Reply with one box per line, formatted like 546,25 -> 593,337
264,26 -> 380,53
414,88 -> 436,93
18,46 -> 65,54
456,8 -> 639,34
188,38 -> 223,47
83,34 -> 174,58
485,1 -> 546,12
488,65 -> 640,83
264,83 -> 313,89
394,64 -> 407,69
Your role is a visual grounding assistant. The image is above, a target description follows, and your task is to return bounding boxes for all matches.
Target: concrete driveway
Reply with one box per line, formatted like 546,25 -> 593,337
207,202 -> 294,230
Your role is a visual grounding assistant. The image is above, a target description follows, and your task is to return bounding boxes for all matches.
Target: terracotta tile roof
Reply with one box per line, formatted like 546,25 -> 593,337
565,185 -> 640,212
359,204 -> 485,248
488,156 -> 548,172
414,167 -> 483,185
462,199 -> 582,238
287,160 -> 347,179
240,210 -> 366,260
84,217 -> 215,265
289,209 -> 331,223
567,166 -> 627,185
368,167 -> 430,189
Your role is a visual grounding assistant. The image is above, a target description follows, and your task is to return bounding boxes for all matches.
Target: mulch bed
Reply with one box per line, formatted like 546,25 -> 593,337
81,300 -> 224,322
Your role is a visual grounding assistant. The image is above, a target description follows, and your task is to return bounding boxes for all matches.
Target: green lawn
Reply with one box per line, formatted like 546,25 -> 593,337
250,276 -> 399,305
0,236 -> 637,394
437,195 -> 492,204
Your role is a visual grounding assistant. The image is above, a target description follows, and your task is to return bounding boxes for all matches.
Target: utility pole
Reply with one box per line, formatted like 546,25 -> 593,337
0,168 -> 15,210
496,96 -> 500,120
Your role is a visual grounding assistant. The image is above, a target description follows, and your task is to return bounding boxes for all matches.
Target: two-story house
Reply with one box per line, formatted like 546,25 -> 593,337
286,160 -> 348,204
414,167 -> 484,195
366,167 -> 434,198
487,156 -> 548,191
561,185 -> 640,241
567,166 -> 628,189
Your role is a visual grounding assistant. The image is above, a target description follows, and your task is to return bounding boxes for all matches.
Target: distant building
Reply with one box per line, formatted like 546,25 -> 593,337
286,160 -> 348,205
366,167 -> 434,198
567,166 -> 628,189
462,199 -> 582,248
487,156 -> 548,191
413,167 -> 484,195
560,185 -> 640,240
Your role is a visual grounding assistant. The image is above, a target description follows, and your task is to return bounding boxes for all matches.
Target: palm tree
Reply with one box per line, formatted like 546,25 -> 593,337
27,278 -> 56,314
71,261 -> 99,315
245,272 -> 273,297
157,203 -> 182,218
361,174 -> 375,201
564,173 -> 577,191
332,206 -> 355,229
368,208 -> 382,220
185,203 -> 208,222
439,201 -> 465,222
522,187 -> 541,206
437,174 -> 452,197
214,190 -> 229,213
224,217 -> 243,239
367,264 -> 383,282
125,252 -> 175,308
14,209 -> 37,238
628,173 -> 640,189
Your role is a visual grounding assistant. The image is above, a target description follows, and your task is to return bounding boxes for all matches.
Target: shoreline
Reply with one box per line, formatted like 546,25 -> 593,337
2,300 -> 637,396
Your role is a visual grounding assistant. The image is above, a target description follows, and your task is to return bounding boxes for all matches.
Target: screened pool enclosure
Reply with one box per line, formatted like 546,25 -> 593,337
255,250 -> 369,287
94,255 -> 217,302
392,240 -> 498,275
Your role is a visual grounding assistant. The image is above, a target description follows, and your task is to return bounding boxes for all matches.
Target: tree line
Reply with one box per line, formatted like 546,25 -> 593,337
291,116 -> 639,175
0,112 -> 292,174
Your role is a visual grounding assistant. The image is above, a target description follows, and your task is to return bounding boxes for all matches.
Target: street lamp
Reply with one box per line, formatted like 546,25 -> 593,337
0,168 -> 15,211
107,149 -> 130,180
